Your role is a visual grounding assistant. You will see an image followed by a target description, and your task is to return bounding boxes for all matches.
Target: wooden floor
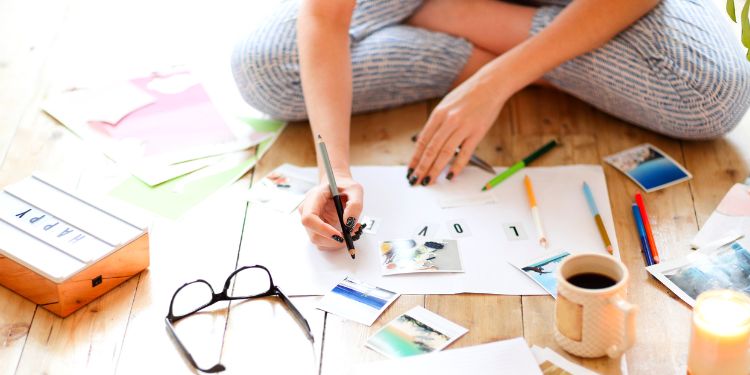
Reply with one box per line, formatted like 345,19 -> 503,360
1,0 -> 750,374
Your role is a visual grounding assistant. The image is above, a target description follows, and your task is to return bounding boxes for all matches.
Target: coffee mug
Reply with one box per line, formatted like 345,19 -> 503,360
554,253 -> 638,358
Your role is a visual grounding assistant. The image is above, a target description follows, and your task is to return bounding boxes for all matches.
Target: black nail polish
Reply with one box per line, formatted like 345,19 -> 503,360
409,175 -> 418,186
352,233 -> 361,241
446,172 -> 454,181
407,168 -> 414,178
346,217 -> 356,230
332,235 -> 344,243
421,176 -> 431,186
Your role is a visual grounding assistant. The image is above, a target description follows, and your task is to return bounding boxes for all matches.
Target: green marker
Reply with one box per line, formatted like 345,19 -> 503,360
481,140 -> 558,191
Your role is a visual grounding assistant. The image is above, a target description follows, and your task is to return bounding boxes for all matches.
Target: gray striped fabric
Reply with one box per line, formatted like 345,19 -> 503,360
231,0 -> 750,139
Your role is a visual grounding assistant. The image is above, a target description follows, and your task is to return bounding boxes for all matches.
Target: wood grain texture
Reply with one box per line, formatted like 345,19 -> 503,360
0,0 -> 749,373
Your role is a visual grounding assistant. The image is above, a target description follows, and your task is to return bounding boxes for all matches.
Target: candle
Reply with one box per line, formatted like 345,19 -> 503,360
688,290 -> 750,375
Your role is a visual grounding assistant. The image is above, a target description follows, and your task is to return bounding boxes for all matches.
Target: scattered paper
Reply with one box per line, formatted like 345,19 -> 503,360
110,127 -> 284,220
240,166 -> 619,296
604,143 -> 691,192
380,239 -> 463,275
716,183 -> 750,217
366,306 -> 468,359
511,251 -> 571,298
317,276 -> 400,326
354,338 -> 542,375
531,346 -> 599,375
43,70 -> 281,186
245,164 -> 316,213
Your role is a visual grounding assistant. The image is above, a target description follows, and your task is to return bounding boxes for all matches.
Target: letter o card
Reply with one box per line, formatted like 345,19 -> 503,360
446,219 -> 471,238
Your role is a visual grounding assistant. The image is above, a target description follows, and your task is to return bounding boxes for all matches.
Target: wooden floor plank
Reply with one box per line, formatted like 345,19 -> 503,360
114,181 -> 252,374
0,0 -> 71,167
593,111 -> 699,374
511,88 -> 624,373
321,295 -> 425,375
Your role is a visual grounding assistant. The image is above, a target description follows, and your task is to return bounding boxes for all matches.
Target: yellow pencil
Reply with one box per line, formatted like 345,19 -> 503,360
524,175 -> 548,248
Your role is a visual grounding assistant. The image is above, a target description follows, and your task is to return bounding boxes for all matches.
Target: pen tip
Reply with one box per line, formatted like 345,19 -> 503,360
481,186 -> 487,191
607,245 -> 613,255
348,248 -> 356,259
540,238 -> 548,248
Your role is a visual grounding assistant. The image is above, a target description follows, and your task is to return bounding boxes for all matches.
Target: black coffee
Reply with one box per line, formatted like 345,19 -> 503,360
567,273 -> 617,289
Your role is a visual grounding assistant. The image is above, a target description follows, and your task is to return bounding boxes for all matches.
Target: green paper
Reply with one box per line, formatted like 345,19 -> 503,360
241,117 -> 284,133
109,123 -> 285,219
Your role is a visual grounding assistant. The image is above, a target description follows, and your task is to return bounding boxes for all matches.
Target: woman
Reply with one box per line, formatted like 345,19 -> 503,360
232,0 -> 750,250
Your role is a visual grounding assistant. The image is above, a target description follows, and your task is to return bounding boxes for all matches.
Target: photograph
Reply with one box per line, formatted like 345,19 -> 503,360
245,164 -> 315,213
512,252 -> 571,298
604,143 -> 691,192
317,276 -> 400,326
647,240 -> 750,306
379,239 -> 463,275
366,306 -> 468,358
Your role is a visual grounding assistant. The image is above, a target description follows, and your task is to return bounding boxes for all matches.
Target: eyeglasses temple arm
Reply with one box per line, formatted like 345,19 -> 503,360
165,317 -> 227,373
276,287 -> 315,343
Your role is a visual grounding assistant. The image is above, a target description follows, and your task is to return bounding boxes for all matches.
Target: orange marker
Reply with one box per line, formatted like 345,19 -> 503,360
524,175 -> 548,248
635,193 -> 659,263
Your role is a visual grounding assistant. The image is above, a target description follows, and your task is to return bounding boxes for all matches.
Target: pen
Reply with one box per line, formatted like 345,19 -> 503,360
317,135 -> 356,259
524,175 -> 548,248
482,140 -> 558,191
632,203 -> 654,266
582,182 -> 613,254
635,193 -> 659,263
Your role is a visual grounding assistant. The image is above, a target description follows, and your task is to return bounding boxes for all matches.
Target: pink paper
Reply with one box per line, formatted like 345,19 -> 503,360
716,184 -> 750,216
87,71 -> 236,157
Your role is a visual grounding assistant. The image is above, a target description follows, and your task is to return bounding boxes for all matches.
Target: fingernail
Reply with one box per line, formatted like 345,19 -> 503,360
352,234 -> 361,241
446,172 -> 454,181
354,225 -> 365,236
421,176 -> 431,186
409,175 -> 418,186
407,168 -> 414,178
332,235 -> 344,243
346,217 -> 356,230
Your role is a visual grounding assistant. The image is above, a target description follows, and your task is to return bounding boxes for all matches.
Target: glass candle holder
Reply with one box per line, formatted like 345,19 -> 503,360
688,290 -> 750,375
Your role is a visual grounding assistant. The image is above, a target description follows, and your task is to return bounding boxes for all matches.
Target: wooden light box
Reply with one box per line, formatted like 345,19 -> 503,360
0,175 -> 149,317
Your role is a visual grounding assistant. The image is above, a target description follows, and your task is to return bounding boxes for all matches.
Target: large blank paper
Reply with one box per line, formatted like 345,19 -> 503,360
242,165 -> 619,295
352,337 -> 542,375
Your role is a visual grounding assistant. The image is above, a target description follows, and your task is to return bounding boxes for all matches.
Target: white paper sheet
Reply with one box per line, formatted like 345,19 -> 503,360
352,337 -> 542,375
242,165 -> 619,296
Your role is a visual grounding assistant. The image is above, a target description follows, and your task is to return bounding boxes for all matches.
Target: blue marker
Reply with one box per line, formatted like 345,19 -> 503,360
632,203 -> 654,266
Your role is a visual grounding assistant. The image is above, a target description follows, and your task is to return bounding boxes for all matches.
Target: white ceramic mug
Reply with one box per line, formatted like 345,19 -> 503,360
554,253 -> 638,358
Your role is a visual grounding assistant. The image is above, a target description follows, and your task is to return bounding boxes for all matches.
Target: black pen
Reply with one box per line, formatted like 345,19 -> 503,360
317,135 -> 356,259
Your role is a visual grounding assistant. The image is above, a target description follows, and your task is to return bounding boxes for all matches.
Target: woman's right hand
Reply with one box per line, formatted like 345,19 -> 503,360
299,175 -> 364,251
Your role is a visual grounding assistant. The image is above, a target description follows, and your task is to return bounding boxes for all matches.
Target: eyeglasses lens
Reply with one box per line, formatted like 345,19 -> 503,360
227,267 -> 272,298
172,281 -> 214,317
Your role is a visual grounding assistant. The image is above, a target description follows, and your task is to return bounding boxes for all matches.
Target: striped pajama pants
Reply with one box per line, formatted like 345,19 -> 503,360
231,0 -> 750,140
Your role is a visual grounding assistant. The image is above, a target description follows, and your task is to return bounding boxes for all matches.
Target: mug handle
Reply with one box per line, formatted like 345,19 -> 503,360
606,296 -> 638,358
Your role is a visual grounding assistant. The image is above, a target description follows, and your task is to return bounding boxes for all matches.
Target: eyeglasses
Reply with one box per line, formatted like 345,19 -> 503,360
165,265 -> 314,373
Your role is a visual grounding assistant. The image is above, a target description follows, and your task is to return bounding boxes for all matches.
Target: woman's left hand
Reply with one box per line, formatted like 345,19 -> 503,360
407,69 -> 508,186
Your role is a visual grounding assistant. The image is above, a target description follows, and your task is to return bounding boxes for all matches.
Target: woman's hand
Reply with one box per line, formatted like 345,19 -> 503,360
408,69 -> 509,186
299,175 -> 364,251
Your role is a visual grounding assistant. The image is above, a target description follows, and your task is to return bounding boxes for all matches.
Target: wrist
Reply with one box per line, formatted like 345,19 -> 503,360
318,165 -> 352,182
